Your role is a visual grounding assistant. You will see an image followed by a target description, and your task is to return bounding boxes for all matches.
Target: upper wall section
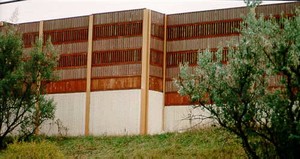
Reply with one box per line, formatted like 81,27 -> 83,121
44,16 -> 89,31
168,2 -> 298,26
91,9 -> 144,91
165,2 -> 300,105
149,11 -> 165,92
7,2 -> 299,96
18,22 -> 39,49
43,16 -> 90,93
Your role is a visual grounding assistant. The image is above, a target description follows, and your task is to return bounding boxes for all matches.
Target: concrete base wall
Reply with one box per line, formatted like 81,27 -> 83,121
147,90 -> 163,134
41,93 -> 86,136
163,105 -> 214,132
89,90 -> 141,135
39,91 -> 215,136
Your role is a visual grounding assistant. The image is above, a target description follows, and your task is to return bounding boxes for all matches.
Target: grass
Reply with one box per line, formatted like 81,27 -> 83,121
0,127 -> 246,158
49,127 -> 246,159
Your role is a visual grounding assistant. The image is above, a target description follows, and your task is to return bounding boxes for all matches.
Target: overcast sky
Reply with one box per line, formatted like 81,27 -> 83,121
0,0 -> 291,23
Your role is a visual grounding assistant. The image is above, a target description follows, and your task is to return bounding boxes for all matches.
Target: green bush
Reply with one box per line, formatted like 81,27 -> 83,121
1,141 -> 64,159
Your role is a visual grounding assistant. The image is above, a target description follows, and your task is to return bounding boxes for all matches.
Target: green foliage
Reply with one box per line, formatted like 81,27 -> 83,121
175,6 -> 300,159
0,141 -> 64,159
49,128 -> 245,158
0,26 -> 58,148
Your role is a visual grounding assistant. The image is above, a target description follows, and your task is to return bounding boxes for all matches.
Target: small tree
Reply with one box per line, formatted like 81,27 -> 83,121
175,5 -> 300,159
0,26 -> 58,148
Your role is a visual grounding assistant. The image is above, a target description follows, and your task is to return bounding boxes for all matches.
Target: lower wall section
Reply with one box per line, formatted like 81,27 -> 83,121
89,90 -> 141,135
164,105 -> 214,132
148,91 -> 163,134
40,91 -> 213,136
41,93 -> 86,136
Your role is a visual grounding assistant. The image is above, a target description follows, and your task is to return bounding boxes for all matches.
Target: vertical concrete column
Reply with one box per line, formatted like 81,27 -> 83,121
35,20 -> 44,135
39,21 -> 43,39
85,15 -> 93,136
140,9 -> 151,135
162,15 -> 167,131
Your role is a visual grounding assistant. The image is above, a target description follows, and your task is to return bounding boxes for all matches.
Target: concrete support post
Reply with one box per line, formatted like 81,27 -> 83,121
162,15 -> 167,131
140,9 -> 151,135
34,20 -> 44,135
85,15 -> 93,136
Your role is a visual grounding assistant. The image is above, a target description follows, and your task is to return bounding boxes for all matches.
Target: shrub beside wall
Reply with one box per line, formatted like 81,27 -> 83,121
1,141 -> 64,159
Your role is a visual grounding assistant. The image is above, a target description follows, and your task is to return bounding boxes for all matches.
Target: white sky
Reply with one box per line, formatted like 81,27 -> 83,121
0,0 -> 291,23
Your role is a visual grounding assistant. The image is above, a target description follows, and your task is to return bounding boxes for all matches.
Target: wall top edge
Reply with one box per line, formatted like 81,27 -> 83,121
10,8 -> 148,25
5,2 -> 299,25
167,2 -> 299,16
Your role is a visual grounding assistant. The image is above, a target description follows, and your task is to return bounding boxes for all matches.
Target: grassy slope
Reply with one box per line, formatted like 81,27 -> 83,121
48,128 -> 245,159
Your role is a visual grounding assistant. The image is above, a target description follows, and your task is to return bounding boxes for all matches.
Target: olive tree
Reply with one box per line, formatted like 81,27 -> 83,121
175,5 -> 300,159
0,26 -> 58,148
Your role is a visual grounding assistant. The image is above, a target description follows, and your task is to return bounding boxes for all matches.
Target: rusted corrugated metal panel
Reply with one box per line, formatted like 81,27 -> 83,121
165,92 -> 191,106
18,22 -> 39,33
167,19 -> 241,41
91,76 -> 141,91
165,3 -> 300,105
42,16 -> 89,93
43,16 -> 89,31
150,38 -> 164,51
58,53 -> 87,68
92,64 -> 141,78
167,2 -> 299,26
150,49 -> 163,66
46,79 -> 86,94
93,37 -> 143,51
22,32 -> 39,47
167,36 -> 238,52
93,21 -> 143,39
18,23 -> 40,48
165,67 -> 179,80
55,68 -> 87,80
165,80 -> 178,93
91,10 -> 144,91
93,9 -> 144,25
166,50 -> 198,67
150,11 -> 165,92
257,2 -> 299,16
43,28 -> 88,45
92,49 -> 142,65
149,65 -> 163,78
151,11 -> 165,39
58,42 -> 88,54
149,76 -> 163,92
168,7 -> 247,25
151,11 -> 165,25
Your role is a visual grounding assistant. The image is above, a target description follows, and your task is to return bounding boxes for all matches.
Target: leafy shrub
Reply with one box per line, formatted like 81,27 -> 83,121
1,141 -> 64,159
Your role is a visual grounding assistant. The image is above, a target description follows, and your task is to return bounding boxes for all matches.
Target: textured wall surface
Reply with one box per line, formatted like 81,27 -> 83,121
41,93 -> 86,136
164,105 -> 214,132
147,91 -> 164,134
89,90 -> 141,135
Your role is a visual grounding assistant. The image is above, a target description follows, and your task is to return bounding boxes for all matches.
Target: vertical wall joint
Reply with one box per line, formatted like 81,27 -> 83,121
162,15 -> 167,131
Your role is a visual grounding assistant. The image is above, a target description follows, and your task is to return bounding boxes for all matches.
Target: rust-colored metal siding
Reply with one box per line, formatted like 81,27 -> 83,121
149,11 -> 165,92
165,2 -> 300,106
12,2 -> 300,102
18,22 -> 39,48
43,16 -> 89,93
92,9 -> 144,91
